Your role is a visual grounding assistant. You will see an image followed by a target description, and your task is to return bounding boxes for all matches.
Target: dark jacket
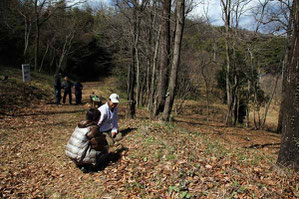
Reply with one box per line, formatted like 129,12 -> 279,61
54,77 -> 61,90
75,82 -> 83,93
63,80 -> 73,92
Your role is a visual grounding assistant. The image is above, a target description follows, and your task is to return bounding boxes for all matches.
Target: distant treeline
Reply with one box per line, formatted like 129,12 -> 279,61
0,0 -> 286,122
0,0 -> 114,81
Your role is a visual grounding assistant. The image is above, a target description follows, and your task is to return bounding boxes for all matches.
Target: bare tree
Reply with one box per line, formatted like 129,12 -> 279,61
17,0 -> 86,71
220,0 -> 253,126
251,0 -> 292,131
277,0 -> 299,171
148,25 -> 161,112
162,0 -> 186,121
220,0 -> 232,125
153,0 -> 171,117
114,0 -> 150,118
16,1 -> 34,59
47,6 -> 93,75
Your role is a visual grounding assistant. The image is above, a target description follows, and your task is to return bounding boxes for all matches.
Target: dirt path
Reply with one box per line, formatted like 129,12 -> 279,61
0,82 -> 297,198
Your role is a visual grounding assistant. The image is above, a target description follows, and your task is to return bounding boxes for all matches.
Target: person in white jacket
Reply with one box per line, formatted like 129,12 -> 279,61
97,93 -> 119,138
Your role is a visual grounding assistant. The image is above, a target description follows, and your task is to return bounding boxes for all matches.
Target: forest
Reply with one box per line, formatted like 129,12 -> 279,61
0,0 -> 298,198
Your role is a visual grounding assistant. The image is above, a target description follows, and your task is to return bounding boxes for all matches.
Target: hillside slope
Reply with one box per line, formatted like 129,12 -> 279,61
0,67 -> 54,115
0,68 -> 297,198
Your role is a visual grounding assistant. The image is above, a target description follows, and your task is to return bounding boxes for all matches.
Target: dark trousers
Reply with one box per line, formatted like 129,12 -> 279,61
75,91 -> 82,104
76,151 -> 108,171
63,90 -> 72,104
54,88 -> 61,104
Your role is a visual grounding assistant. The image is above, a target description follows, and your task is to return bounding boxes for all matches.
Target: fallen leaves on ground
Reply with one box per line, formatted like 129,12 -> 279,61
0,80 -> 298,199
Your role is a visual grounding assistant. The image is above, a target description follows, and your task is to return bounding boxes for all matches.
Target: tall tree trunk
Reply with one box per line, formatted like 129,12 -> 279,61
277,59 -> 286,133
277,1 -> 299,171
135,37 -> 141,107
247,47 -> 254,128
135,14 -> 141,107
145,6 -> 155,107
162,0 -> 185,121
261,74 -> 280,128
34,22 -> 40,72
24,19 -> 31,61
34,0 -> 40,72
202,66 -> 210,119
140,73 -> 146,106
148,25 -> 161,113
39,40 -> 50,72
55,32 -> 74,74
50,48 -> 56,73
126,7 -> 138,119
221,0 -> 233,125
18,11 -> 32,60
127,46 -> 136,119
277,8 -> 294,133
154,0 -> 171,117
145,58 -> 151,105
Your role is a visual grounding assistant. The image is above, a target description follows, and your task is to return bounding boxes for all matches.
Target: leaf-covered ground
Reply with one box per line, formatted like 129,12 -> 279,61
0,70 -> 298,198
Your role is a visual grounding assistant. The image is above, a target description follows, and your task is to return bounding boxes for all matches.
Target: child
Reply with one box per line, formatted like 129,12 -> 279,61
65,108 -> 114,173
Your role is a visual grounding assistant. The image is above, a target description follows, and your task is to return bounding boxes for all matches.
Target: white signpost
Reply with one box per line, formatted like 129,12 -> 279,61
22,64 -> 31,82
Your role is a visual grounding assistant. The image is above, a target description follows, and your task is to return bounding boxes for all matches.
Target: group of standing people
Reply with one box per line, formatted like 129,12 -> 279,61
65,93 -> 120,173
54,74 -> 83,105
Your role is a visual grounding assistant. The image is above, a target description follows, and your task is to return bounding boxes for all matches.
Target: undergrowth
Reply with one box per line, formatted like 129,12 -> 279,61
0,66 -> 54,114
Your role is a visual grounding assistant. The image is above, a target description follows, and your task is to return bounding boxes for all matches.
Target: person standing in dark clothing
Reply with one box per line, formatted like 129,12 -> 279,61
62,76 -> 73,104
54,73 -> 62,105
75,81 -> 83,105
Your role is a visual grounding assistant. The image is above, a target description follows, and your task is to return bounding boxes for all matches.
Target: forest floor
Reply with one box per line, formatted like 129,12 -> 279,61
0,68 -> 298,198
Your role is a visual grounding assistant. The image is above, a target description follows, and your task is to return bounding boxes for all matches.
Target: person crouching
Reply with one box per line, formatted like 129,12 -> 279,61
65,108 -> 114,173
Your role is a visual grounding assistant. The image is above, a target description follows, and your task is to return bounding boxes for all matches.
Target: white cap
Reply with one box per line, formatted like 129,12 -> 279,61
109,93 -> 119,103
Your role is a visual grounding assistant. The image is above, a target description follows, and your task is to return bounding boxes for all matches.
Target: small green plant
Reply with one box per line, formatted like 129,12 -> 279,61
237,186 -> 248,193
168,186 -> 192,199
155,150 -> 163,160
169,185 -> 180,194
237,152 -> 248,163
165,153 -> 176,161
145,136 -> 154,144
251,155 -> 262,166
179,191 -> 192,199
164,122 -> 176,129
134,181 -> 144,189
232,180 -> 240,188
188,153 -> 196,162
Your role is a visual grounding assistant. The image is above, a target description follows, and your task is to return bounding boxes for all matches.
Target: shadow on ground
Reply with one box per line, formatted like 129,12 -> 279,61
120,127 -> 137,137
92,147 -> 129,172
245,143 -> 281,149
0,109 -> 86,117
